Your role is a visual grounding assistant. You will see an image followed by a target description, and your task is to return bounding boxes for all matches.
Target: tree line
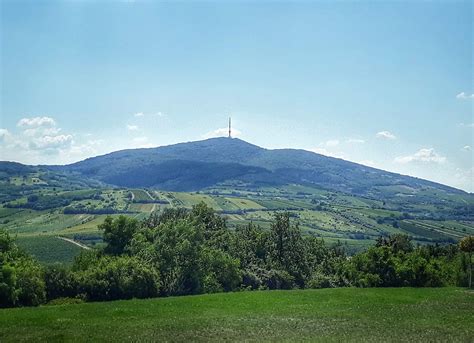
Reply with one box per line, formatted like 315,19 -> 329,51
1,202 -> 473,308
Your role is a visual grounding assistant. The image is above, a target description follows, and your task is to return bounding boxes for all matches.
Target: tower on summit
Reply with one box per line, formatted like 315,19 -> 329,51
228,117 -> 232,138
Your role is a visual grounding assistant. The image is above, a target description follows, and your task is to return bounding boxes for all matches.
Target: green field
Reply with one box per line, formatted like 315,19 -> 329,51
0,288 -> 472,342
14,235 -> 83,265
1,168 -> 473,265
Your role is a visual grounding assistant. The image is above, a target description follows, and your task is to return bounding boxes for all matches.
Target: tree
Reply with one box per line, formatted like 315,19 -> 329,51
231,223 -> 268,268
191,202 -> 229,250
0,264 -> 17,307
76,255 -> 160,301
44,265 -> 78,301
132,218 -> 204,296
268,212 -> 309,287
0,229 -> 45,307
376,234 -> 413,254
15,258 -> 46,306
99,215 -> 140,255
459,236 -> 474,288
200,248 -> 241,293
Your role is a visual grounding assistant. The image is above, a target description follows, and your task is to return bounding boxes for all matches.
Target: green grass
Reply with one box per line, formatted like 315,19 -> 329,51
0,288 -> 472,342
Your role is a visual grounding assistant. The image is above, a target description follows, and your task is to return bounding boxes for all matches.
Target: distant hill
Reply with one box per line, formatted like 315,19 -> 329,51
41,137 -> 465,200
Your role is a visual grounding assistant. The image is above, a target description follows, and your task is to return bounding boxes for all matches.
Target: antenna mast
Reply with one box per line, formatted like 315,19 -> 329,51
228,117 -> 232,138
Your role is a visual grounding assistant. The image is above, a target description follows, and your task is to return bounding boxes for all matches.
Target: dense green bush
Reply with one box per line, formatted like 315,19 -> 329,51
200,248 -> 241,293
0,230 -> 45,307
44,265 -> 78,301
75,255 -> 160,301
345,235 -> 464,288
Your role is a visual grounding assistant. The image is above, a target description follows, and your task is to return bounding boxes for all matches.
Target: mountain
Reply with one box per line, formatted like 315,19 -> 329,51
46,137 -> 465,199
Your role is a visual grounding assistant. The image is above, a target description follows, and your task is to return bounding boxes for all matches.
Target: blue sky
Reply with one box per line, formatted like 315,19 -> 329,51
0,1 -> 472,191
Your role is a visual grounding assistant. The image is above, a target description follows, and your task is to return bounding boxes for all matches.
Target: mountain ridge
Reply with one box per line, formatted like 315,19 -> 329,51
31,137 -> 468,195
0,137 -> 468,196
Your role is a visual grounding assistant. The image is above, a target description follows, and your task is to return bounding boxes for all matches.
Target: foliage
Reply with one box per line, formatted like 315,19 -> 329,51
268,212 -> 309,287
75,255 -> 160,301
44,265 -> 78,301
460,236 -> 474,253
459,236 -> 474,288
0,229 -> 45,308
129,206 -> 240,296
346,238 -> 462,288
99,215 -> 139,255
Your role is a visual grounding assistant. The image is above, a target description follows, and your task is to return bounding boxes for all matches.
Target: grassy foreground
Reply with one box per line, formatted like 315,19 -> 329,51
0,288 -> 472,342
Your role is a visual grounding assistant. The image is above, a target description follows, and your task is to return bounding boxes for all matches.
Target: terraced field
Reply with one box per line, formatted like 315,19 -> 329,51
1,175 -> 473,265
15,235 -> 83,265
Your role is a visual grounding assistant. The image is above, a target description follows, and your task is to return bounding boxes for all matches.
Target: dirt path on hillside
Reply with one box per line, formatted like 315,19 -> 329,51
144,189 -> 155,200
57,236 -> 91,250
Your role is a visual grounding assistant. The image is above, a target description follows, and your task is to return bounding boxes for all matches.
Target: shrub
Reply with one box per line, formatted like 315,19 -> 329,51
15,258 -> 46,306
265,270 -> 295,290
76,256 -> 160,301
45,265 -> 78,301
0,229 -> 45,307
46,297 -> 85,306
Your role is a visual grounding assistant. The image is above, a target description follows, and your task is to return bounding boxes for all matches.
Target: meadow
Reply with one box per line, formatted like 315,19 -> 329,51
0,288 -> 472,342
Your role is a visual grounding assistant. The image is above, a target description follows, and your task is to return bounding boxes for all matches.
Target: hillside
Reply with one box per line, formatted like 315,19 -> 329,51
51,137 -> 465,199
0,288 -> 472,342
1,138 -> 473,264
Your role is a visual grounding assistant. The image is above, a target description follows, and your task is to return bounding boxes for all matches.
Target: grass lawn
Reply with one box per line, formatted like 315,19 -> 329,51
0,288 -> 472,342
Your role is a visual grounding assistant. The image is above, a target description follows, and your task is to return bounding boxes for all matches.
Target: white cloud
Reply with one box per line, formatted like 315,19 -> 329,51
376,131 -> 396,140
0,116 -> 87,163
127,125 -> 139,131
459,122 -> 474,128
203,127 -> 242,139
17,116 -> 56,127
0,128 -> 12,143
133,111 -> 165,118
462,145 -> 472,152
394,148 -> 446,164
324,139 -> 340,147
23,127 -> 61,137
29,134 -> 73,150
346,138 -> 365,144
456,92 -> 474,100
11,117 -> 73,152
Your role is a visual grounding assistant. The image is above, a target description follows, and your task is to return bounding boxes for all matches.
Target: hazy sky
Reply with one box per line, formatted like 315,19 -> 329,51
1,1 -> 472,191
